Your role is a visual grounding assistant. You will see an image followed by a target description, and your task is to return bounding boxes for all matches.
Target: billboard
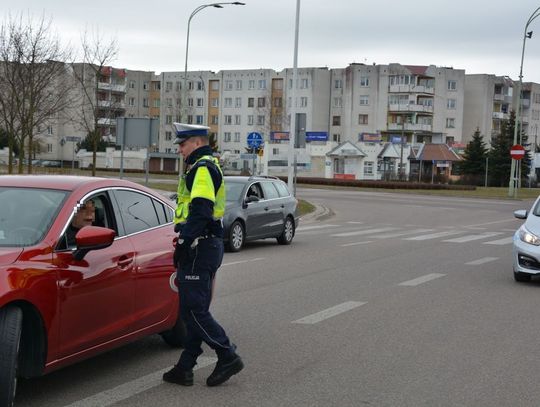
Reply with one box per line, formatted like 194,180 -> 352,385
270,131 -> 290,141
359,132 -> 382,142
305,131 -> 328,142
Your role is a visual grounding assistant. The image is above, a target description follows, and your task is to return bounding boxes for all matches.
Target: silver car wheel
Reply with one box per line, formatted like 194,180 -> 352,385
228,221 -> 244,252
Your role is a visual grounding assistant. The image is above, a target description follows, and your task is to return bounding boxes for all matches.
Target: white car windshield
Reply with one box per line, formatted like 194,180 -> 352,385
0,187 -> 67,246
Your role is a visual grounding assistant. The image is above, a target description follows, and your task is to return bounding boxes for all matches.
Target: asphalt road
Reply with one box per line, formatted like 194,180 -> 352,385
16,187 -> 540,407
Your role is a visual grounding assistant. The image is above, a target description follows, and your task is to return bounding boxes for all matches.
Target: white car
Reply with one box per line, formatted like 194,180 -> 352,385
513,197 -> 540,282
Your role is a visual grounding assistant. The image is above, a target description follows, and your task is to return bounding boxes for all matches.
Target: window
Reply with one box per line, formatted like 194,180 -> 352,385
114,190 -> 161,235
300,78 -> 308,89
234,132 -> 240,142
129,80 -> 135,89
534,93 -> 540,104
165,82 -> 172,92
211,98 -> 219,107
273,80 -> 283,90
248,115 -> 254,125
359,95 -> 369,105
235,97 -> 242,108
333,97 -> 342,108
128,97 -> 135,106
176,98 -> 181,107
197,98 -> 204,107
258,79 -> 267,89
165,131 -> 172,141
175,115 -> 181,122
274,97 -> 282,107
143,82 -> 149,90
224,132 -> 231,142
47,126 -> 53,135
176,82 -> 181,91
332,116 -> 341,126
188,81 -> 194,90
258,97 -> 266,108
358,114 -> 368,125
360,76 -> 369,87
446,118 -> 455,128
225,80 -> 233,90
211,81 -> 219,91
143,98 -> 149,107
224,98 -> 233,108
153,82 -> 161,91
235,115 -> 241,125
197,81 -> 203,91
334,79 -> 342,89
153,99 -> 160,108
47,143 -> 53,152
273,148 -> 279,155
273,181 -> 291,197
261,182 -> 279,199
165,115 -> 172,124
236,80 -> 242,90
364,161 -> 374,175
248,80 -> 255,89
300,97 -> 308,107
196,115 -> 203,124
187,115 -> 193,124
448,80 -> 457,91
188,98 -> 193,107
224,115 -> 232,125
211,115 -> 219,125
166,98 -> 172,107
333,134 -> 341,142
447,98 -> 456,109
248,98 -> 255,107
257,115 -> 265,125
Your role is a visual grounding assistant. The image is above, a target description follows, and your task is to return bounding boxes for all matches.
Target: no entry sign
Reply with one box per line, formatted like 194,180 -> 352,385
510,144 -> 525,160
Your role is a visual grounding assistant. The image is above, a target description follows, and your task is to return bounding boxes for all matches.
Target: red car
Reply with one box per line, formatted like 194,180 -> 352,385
0,175 -> 184,406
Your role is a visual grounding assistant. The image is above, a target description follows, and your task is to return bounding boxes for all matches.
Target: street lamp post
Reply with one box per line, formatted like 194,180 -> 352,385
182,2 -> 245,123
288,0 -> 301,194
509,6 -> 540,198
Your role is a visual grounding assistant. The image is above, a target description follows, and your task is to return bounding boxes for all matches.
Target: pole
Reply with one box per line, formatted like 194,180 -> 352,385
509,6 -> 540,198
287,0 -> 301,194
400,117 -> 405,181
484,156 -> 488,187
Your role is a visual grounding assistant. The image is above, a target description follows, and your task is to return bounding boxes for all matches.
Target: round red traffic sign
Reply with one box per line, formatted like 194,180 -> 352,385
510,144 -> 526,160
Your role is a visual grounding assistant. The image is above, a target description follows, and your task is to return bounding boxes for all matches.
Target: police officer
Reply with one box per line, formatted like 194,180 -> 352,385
163,123 -> 244,387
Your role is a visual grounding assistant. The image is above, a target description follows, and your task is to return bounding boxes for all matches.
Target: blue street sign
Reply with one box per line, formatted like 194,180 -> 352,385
247,132 -> 263,148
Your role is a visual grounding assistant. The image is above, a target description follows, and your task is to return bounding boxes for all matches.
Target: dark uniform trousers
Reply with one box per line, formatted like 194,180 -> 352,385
176,236 -> 235,370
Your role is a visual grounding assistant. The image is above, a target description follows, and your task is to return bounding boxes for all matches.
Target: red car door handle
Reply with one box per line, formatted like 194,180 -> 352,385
117,256 -> 134,268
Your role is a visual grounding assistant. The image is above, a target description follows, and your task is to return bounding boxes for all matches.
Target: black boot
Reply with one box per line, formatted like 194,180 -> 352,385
206,355 -> 244,387
163,365 -> 194,386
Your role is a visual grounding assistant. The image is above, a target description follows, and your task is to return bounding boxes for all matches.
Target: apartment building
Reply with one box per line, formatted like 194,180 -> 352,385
463,74 -> 514,145
516,82 -> 540,146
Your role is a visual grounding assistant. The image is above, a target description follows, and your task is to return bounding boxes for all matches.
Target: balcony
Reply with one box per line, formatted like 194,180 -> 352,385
388,103 -> 433,113
97,100 -> 126,109
492,112 -> 509,120
521,99 -> 531,108
97,118 -> 116,126
97,82 -> 126,93
389,84 -> 434,94
387,123 -> 432,132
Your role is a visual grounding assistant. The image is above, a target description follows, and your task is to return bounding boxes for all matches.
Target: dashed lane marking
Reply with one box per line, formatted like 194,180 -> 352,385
63,357 -> 217,407
340,240 -> 373,247
331,227 -> 399,237
465,257 -> 499,265
292,301 -> 367,324
369,228 -> 434,239
398,273 -> 446,286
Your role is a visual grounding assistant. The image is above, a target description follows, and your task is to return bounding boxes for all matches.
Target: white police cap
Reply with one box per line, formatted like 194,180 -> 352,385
172,123 -> 210,144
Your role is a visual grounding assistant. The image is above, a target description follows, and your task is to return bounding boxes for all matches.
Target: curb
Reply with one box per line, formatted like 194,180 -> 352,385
300,203 -> 333,224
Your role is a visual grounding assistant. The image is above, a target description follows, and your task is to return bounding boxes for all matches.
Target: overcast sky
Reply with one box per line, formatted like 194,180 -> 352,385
3,0 -> 540,83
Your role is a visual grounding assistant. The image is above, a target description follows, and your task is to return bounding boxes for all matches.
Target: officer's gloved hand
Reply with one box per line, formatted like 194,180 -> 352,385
173,240 -> 188,269
174,223 -> 182,233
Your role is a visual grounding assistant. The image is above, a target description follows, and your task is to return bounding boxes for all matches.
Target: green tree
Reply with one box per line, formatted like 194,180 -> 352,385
460,128 -> 488,185
77,132 -> 107,153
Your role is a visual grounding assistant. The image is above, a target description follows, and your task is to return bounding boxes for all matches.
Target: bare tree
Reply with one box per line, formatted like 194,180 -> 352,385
71,29 -> 118,176
0,13 -> 74,174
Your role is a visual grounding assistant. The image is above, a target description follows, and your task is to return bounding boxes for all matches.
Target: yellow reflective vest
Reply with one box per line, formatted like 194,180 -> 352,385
174,155 -> 225,225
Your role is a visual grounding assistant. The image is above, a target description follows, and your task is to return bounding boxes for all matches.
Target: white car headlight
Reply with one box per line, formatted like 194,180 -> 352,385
519,225 -> 540,246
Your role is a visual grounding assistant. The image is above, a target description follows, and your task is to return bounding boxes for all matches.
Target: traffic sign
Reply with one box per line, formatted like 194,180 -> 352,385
510,144 -> 526,160
247,132 -> 263,149
65,136 -> 82,142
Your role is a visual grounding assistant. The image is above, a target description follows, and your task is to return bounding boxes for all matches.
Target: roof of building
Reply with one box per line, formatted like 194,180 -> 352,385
417,143 -> 462,162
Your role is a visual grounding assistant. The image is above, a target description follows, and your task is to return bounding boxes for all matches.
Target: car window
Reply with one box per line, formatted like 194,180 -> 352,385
56,192 -> 117,251
261,181 -> 279,199
246,182 -> 263,200
273,181 -> 291,198
0,187 -> 67,247
114,190 -> 160,235
225,182 -> 245,202
153,199 -> 174,224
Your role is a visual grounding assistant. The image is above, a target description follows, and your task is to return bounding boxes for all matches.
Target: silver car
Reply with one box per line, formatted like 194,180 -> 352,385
513,197 -> 540,282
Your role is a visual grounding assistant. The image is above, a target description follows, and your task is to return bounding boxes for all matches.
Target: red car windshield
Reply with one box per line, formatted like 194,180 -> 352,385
0,187 -> 68,247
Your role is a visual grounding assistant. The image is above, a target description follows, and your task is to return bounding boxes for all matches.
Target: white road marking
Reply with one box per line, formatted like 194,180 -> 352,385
463,219 -> 517,228
63,357 -> 217,407
296,224 -> 340,231
404,230 -> 463,241
483,236 -> 514,245
398,273 -> 446,286
442,232 -> 502,243
346,221 -> 365,224
501,228 -> 517,232
369,228 -> 434,239
292,301 -> 367,324
221,257 -> 264,267
331,227 -> 398,237
340,240 -> 373,247
465,257 -> 499,265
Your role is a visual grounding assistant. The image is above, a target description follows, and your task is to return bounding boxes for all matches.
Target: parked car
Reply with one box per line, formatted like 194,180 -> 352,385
223,176 -> 299,252
513,196 -> 540,282
0,175 -> 184,406
41,160 -> 62,167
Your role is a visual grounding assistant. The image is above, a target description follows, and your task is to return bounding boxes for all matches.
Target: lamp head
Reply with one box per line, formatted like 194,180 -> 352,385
213,4 -> 224,8
232,2 -> 246,4
526,31 -> 533,39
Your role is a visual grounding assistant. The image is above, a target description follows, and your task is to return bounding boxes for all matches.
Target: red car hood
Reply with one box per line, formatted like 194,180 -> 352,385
0,248 -> 24,266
